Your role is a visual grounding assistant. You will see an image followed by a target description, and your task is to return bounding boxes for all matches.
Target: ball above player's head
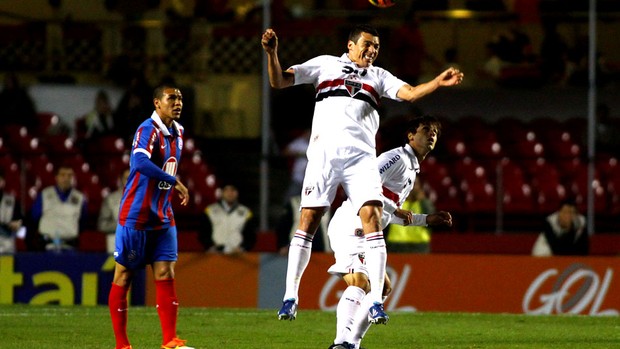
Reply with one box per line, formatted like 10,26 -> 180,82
368,0 -> 396,8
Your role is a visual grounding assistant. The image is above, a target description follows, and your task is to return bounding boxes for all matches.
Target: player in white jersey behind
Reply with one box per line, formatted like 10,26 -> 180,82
326,115 -> 452,349
261,24 -> 463,324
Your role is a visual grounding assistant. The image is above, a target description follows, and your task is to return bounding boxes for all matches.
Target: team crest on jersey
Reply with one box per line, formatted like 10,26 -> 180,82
303,185 -> 315,196
344,79 -> 363,96
159,157 -> 178,190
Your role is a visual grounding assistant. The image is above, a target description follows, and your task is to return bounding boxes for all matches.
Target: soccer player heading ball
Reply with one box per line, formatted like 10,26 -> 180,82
261,24 -> 463,326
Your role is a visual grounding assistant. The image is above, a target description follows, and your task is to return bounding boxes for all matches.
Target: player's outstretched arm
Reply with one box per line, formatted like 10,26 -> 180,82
261,28 -> 294,89
396,67 -> 464,103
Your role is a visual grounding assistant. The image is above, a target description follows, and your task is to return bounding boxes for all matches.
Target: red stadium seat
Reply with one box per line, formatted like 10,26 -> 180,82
461,178 -> 496,214
34,112 -> 61,137
501,182 -> 536,214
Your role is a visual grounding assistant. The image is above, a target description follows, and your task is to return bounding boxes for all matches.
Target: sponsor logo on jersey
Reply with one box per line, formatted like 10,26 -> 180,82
379,155 -> 401,174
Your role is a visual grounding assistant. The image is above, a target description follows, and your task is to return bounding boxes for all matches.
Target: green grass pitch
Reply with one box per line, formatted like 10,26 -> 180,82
2,305 -> 619,348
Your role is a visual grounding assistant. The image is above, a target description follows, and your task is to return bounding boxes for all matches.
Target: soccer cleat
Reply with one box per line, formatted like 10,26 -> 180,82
117,346 -> 132,349
161,337 -> 194,349
368,302 -> 389,325
277,298 -> 298,320
328,342 -> 355,349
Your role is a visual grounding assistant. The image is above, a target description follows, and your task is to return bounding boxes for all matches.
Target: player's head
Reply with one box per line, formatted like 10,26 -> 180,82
405,115 -> 442,158
153,84 -> 183,123
347,24 -> 380,68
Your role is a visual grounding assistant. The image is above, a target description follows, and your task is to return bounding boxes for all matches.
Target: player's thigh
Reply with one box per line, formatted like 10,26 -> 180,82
341,153 -> 382,211
148,226 -> 178,264
114,225 -> 148,270
300,156 -> 342,208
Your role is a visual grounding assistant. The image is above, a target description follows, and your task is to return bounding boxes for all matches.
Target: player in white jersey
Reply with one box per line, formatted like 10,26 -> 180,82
261,24 -> 463,324
327,116 -> 453,349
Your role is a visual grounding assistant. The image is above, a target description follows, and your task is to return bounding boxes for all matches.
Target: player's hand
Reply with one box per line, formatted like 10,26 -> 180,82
426,211 -> 453,227
395,208 -> 413,225
261,28 -> 278,54
437,67 -> 464,87
174,179 -> 189,206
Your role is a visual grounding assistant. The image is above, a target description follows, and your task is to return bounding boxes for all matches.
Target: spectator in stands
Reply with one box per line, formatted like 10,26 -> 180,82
275,194 -> 331,256
593,103 -> 620,157
385,179 -> 435,254
0,72 -> 37,130
29,164 -> 88,251
199,184 -> 257,254
532,199 -> 589,257
97,168 -> 130,254
78,89 -> 116,141
282,128 -> 311,202
113,71 -> 153,143
539,19 -> 571,85
0,170 -> 25,254
389,13 -> 438,85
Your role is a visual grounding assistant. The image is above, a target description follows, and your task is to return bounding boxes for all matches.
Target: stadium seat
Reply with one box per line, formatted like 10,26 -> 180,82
44,134 -> 79,160
0,137 -> 9,156
1,158 -> 21,198
22,155 -> 55,189
461,178 -> 496,214
501,182 -> 536,214
563,117 -> 587,143
567,169 -> 607,214
545,131 -> 581,161
84,135 -> 127,156
34,112 -> 60,137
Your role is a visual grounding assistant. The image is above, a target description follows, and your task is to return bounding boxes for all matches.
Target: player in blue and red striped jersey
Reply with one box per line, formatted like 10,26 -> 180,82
108,85 -> 193,349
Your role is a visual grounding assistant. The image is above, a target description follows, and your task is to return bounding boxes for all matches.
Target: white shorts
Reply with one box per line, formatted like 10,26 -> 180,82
327,200 -> 368,277
300,145 -> 382,212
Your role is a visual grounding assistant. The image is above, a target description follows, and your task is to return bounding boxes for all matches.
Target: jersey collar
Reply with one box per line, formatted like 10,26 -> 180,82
150,111 -> 181,137
403,143 -> 420,173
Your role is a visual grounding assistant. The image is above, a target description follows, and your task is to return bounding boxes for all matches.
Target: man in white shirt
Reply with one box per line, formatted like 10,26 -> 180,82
262,24 -> 463,324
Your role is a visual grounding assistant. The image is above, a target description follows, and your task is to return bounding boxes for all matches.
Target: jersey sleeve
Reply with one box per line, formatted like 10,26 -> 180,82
378,68 -> 407,101
290,55 -> 329,86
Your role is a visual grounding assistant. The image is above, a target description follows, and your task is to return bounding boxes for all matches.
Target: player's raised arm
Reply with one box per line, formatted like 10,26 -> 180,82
261,28 -> 294,89
396,67 -> 464,103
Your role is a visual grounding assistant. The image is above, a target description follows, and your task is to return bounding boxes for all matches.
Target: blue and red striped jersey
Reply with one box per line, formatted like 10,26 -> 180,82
118,112 -> 184,230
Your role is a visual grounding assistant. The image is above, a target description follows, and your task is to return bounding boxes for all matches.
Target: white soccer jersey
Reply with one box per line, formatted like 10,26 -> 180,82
291,54 -> 406,155
290,54 -> 407,211
327,144 -> 421,268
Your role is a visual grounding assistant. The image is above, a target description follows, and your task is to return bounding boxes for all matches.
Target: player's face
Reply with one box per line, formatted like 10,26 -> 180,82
155,88 -> 183,122
411,123 -> 439,153
348,32 -> 380,68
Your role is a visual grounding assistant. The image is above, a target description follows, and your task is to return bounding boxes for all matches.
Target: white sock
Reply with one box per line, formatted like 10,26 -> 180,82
283,230 -> 313,301
363,232 -> 387,305
347,294 -> 374,346
334,286 -> 365,345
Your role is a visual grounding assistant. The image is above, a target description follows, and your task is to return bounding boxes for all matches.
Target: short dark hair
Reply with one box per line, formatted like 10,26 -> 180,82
348,24 -> 379,43
405,115 -> 442,141
153,85 -> 179,100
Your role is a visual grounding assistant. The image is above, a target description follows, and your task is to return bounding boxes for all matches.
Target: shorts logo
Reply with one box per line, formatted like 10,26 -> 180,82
354,228 -> 364,237
304,186 -> 315,196
128,250 -> 137,262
